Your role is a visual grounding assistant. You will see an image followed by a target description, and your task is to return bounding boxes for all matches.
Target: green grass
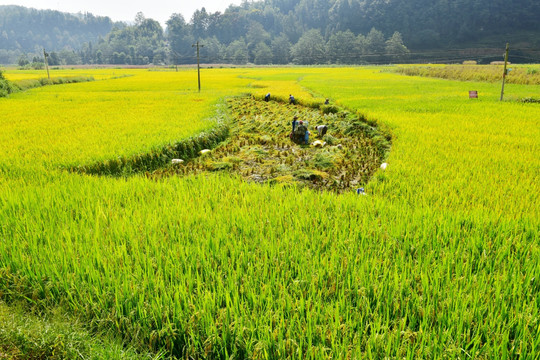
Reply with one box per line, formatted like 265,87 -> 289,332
0,67 -> 539,359
0,301 -> 160,359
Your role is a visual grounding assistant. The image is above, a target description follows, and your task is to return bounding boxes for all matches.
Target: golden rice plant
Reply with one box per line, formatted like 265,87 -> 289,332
0,66 -> 538,359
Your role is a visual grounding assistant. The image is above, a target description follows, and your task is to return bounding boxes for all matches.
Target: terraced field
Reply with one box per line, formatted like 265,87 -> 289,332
0,66 -> 539,359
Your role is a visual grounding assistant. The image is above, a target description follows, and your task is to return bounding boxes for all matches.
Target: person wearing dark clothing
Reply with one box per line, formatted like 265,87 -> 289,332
289,94 -> 295,105
265,93 -> 270,102
294,121 -> 310,144
292,116 -> 298,133
324,98 -> 329,105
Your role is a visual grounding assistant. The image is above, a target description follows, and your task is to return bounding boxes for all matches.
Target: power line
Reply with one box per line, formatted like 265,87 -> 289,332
18,45 -> 540,66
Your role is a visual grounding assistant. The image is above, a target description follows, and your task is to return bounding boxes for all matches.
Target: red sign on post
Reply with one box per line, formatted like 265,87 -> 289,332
469,91 -> 478,99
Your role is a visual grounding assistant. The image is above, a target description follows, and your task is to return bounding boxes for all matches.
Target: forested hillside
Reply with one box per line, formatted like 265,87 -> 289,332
321,0 -> 540,47
174,0 -> 539,63
1,0 -> 539,65
184,0 -> 540,48
0,5 -> 117,64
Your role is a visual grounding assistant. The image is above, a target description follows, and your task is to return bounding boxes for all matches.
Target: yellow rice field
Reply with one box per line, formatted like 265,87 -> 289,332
0,66 -> 539,358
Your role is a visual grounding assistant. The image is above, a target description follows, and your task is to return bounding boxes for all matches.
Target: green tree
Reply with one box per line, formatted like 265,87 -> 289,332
137,18 -> 163,41
356,34 -> 368,56
280,13 -> 303,44
58,49 -> 81,65
48,52 -> 61,66
385,31 -> 409,62
366,28 -> 385,54
166,13 -> 194,64
225,38 -> 248,64
296,0 -> 332,31
329,0 -> 353,32
191,7 -> 210,40
271,33 -> 291,64
253,42 -> 273,64
291,29 -> 326,65
326,30 -> 358,64
200,37 -> 223,64
0,68 -> 15,97
246,22 -> 271,62
95,50 -> 103,64
17,54 -> 29,67
134,12 -> 145,26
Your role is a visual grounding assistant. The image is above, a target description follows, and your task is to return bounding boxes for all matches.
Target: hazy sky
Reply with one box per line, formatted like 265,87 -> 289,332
0,0 -> 244,26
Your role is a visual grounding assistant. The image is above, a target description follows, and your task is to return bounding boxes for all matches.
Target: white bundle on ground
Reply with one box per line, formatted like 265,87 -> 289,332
171,159 -> 184,164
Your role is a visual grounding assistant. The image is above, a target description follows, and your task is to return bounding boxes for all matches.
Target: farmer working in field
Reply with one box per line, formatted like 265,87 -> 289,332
289,94 -> 295,105
291,115 -> 298,133
294,120 -> 310,145
316,124 -> 328,137
265,93 -> 271,102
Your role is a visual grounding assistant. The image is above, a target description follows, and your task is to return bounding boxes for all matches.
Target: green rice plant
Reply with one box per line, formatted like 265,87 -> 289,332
0,66 -> 538,359
73,118 -> 230,176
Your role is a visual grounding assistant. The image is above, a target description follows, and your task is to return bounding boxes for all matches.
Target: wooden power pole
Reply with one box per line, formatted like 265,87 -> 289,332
192,41 -> 204,92
170,51 -> 178,72
43,48 -> 50,81
500,43 -> 509,101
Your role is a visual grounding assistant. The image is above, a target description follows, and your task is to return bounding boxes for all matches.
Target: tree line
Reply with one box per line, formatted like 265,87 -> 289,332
5,7 -> 409,66
2,0 -> 539,66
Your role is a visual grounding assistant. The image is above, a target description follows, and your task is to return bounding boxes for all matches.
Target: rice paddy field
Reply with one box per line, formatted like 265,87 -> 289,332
0,65 -> 539,359
393,64 -> 540,86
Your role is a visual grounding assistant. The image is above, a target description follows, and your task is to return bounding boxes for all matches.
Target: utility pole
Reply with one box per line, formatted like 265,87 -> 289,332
192,41 -> 204,92
169,50 -> 178,72
500,43 -> 509,101
43,48 -> 50,81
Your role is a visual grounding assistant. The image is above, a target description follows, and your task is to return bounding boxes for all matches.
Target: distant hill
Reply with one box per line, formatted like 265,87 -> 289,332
1,1 -> 539,65
0,5 -> 116,52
